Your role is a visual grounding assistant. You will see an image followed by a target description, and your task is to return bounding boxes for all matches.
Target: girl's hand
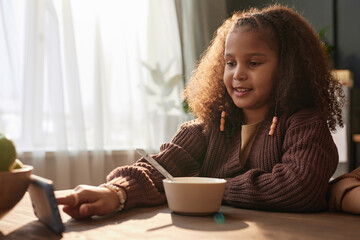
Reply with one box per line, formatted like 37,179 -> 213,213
342,185 -> 360,214
56,185 -> 121,219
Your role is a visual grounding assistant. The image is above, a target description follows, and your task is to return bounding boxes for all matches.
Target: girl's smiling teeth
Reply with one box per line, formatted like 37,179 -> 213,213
233,87 -> 252,96
234,87 -> 252,92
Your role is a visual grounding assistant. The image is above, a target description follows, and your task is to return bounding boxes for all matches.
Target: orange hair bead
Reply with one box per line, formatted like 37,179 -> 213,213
220,111 -> 226,132
268,116 -> 278,136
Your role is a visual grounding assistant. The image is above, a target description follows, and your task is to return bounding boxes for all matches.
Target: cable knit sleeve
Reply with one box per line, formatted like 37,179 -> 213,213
106,120 -> 207,209
223,110 -> 339,212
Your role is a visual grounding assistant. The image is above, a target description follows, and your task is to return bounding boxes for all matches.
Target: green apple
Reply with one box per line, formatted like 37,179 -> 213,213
0,133 -> 17,171
9,159 -> 24,170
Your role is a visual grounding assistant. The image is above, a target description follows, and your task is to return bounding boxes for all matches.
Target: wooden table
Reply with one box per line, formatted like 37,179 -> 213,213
1,190 -> 360,240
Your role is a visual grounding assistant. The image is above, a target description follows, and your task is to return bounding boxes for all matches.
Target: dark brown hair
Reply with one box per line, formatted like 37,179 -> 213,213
183,4 -> 344,133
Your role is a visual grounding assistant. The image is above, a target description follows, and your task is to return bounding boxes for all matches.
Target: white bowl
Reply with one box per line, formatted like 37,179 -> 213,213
163,177 -> 226,215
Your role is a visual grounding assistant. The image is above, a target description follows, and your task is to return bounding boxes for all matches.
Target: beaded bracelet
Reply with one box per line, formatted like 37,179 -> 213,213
99,183 -> 126,212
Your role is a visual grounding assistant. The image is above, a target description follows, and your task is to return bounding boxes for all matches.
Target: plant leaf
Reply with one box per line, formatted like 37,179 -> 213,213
182,99 -> 190,113
161,74 -> 182,97
151,70 -> 164,86
163,59 -> 174,74
161,85 -> 173,97
318,26 -> 331,38
166,74 -> 182,88
141,61 -> 164,86
151,63 -> 164,85
144,85 -> 156,96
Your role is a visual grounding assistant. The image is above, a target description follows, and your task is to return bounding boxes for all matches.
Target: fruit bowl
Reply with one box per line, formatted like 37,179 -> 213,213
0,165 -> 33,219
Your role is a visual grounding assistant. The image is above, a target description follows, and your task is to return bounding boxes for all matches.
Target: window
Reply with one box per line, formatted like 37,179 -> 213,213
0,0 -> 185,153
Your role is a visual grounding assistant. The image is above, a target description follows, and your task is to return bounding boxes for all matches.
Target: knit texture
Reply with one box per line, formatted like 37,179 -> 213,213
106,108 -> 338,212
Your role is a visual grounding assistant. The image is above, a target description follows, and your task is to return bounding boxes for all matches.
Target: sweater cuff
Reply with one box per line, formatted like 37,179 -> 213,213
107,175 -> 166,210
222,177 -> 245,205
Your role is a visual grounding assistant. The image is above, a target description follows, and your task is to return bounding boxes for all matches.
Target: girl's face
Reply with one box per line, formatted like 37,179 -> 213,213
223,27 -> 279,124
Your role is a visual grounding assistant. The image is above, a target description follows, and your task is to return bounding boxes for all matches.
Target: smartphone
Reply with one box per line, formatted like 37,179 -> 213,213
28,174 -> 65,235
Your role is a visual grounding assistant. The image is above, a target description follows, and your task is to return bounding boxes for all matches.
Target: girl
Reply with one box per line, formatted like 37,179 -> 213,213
57,4 -> 345,219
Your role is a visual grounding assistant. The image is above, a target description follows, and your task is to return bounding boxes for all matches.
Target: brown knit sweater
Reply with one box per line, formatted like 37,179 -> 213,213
107,108 -> 338,212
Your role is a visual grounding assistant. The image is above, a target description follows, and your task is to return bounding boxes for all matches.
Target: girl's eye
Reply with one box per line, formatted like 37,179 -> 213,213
249,61 -> 261,67
226,61 -> 235,67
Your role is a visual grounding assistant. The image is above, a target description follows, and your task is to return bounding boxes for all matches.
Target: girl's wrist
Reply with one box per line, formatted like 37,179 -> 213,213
99,183 -> 126,212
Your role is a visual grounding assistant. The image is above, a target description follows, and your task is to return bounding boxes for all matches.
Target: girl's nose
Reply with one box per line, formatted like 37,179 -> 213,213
233,65 -> 247,81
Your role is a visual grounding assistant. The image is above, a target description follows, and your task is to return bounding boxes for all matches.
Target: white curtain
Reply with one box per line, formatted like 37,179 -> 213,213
175,0 -> 226,81
0,0 -> 185,189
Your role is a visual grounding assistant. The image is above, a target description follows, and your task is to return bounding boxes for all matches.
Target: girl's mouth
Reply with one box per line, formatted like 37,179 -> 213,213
233,87 -> 252,97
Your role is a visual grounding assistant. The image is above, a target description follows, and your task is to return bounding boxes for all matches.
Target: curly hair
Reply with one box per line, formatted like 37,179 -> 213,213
183,4 -> 344,134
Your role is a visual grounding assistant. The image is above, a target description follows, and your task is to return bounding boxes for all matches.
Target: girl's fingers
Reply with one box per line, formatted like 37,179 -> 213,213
79,199 -> 109,217
56,193 -> 77,206
57,185 -> 92,206
62,205 -> 87,220
79,203 -> 96,217
62,198 -> 107,219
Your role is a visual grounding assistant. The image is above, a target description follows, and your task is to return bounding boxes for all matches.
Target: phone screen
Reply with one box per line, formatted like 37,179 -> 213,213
28,175 -> 65,235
